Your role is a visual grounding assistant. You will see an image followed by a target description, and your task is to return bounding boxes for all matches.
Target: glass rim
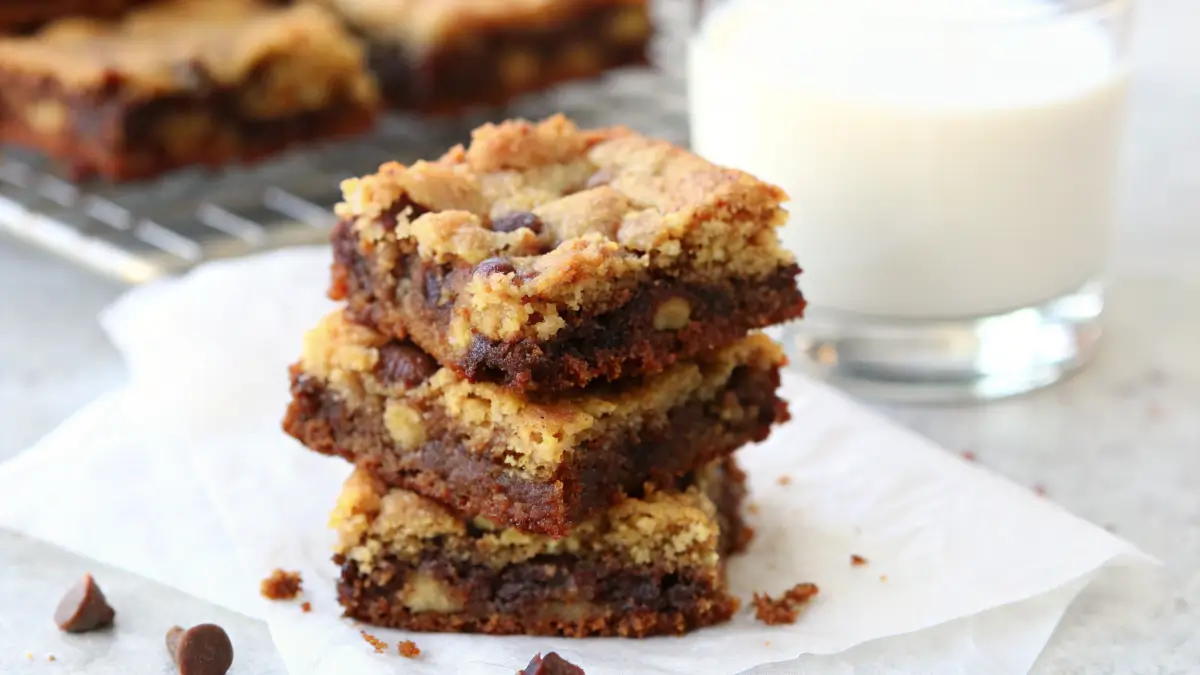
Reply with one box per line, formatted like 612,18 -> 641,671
696,0 -> 1134,29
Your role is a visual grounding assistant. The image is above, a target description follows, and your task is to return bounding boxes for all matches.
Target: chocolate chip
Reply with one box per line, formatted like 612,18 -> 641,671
54,574 -> 115,633
475,257 -> 516,277
376,342 -> 438,386
166,624 -> 233,675
379,198 -> 429,231
520,651 -> 586,675
492,211 -> 543,235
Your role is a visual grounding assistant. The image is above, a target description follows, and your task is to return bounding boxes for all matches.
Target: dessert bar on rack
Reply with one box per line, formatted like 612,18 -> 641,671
0,1 -> 151,34
284,311 -> 788,537
312,0 -> 652,113
331,457 -> 748,637
331,115 -> 805,392
0,0 -> 379,181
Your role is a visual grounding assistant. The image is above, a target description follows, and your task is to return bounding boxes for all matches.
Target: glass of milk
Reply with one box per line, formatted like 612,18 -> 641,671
690,0 -> 1133,402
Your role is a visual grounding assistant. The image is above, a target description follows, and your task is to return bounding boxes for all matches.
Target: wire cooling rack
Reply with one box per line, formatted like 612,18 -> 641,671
0,0 -> 693,283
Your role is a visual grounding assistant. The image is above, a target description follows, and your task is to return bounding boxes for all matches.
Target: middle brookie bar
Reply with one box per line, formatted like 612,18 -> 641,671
284,311 -> 788,537
332,458 -> 748,637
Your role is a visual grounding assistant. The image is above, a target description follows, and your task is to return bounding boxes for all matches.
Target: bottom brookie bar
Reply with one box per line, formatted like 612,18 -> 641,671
331,459 -> 749,638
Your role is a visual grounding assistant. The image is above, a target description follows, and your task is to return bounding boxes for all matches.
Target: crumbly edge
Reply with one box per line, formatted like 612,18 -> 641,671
330,461 -> 727,573
297,310 -> 786,473
335,114 -> 794,343
314,0 -> 647,52
0,0 -> 378,113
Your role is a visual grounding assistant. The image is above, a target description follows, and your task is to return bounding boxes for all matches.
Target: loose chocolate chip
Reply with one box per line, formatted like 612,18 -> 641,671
376,342 -> 438,386
520,651 -> 586,675
492,211 -> 543,235
166,624 -> 233,675
54,574 -> 115,633
475,257 -> 516,277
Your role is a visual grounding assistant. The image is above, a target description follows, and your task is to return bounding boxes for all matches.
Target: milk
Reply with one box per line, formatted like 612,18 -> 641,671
689,0 -> 1129,319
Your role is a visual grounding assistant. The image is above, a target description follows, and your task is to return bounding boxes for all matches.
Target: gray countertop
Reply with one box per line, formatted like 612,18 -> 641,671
3,1 -> 1199,672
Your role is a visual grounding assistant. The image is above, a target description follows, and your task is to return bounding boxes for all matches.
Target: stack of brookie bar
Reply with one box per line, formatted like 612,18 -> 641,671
283,115 -> 806,637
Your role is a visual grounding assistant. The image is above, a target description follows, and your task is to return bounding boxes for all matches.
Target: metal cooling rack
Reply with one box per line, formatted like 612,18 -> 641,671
0,0 -> 693,283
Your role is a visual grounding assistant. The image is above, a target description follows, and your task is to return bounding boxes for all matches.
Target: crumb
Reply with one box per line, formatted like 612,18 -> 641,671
361,630 -> 387,654
25,653 -> 32,660
850,554 -> 868,566
880,575 -> 888,582
1104,523 -> 1117,533
751,582 -> 820,625
1032,483 -> 1047,497
261,569 -> 303,600
961,450 -> 977,462
777,475 -> 791,486
398,640 -> 420,658
747,502 -> 760,515
764,641 -> 771,647
301,602 -> 312,613
47,655 -> 56,662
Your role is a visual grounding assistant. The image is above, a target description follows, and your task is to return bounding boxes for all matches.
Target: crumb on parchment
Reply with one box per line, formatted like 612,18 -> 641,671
751,583 -> 819,625
850,554 -> 868,566
261,569 -> 303,600
398,640 -> 420,658
361,630 -> 387,654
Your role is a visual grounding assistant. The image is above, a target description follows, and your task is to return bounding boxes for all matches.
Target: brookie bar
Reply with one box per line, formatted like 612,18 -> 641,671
0,1 -> 151,34
283,311 -> 788,536
313,0 -> 651,113
331,115 -> 806,392
0,0 -> 379,181
331,458 -> 748,637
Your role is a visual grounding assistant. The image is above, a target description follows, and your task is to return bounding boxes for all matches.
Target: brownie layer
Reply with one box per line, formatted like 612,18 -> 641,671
333,220 -> 806,391
363,2 -> 650,113
336,553 -> 738,637
285,357 -> 786,536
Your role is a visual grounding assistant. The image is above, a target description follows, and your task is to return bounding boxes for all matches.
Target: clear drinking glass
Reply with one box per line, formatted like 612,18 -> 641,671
688,0 -> 1134,402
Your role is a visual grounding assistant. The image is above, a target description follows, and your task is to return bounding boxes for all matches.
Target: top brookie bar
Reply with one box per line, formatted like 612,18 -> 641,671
0,0 -> 379,181
0,1 -> 152,34
332,115 -> 805,392
284,311 -> 788,536
312,0 -> 651,113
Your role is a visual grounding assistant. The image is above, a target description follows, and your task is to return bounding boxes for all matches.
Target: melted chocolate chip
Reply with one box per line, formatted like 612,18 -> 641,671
375,342 -> 438,386
492,211 -> 543,235
166,624 -> 234,675
475,257 -> 516,277
380,198 -> 430,231
520,652 -> 586,675
54,574 -> 115,633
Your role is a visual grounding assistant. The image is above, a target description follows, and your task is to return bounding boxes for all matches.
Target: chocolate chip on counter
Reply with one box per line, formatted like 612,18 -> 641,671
492,211 -> 543,235
166,624 -> 234,675
376,342 -> 439,386
54,574 -> 115,633
475,257 -> 516,277
520,651 -> 586,675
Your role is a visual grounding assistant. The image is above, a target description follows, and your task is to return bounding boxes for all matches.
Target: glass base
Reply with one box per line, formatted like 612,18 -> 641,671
784,282 -> 1104,403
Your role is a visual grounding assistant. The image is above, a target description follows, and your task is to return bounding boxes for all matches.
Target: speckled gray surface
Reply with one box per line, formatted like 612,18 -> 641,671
2,0 -> 1199,673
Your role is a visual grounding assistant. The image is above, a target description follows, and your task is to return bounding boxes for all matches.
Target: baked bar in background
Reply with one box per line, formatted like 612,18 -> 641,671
312,0 -> 651,113
0,1 -> 151,34
332,115 -> 805,392
284,311 -> 788,537
331,458 -> 748,636
0,0 -> 379,181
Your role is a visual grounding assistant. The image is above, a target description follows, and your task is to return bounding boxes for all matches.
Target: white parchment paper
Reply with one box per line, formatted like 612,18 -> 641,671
0,249 -> 1155,674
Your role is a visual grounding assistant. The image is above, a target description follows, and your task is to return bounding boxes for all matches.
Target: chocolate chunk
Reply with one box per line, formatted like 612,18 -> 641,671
166,624 -> 233,675
379,198 -> 429,231
475,257 -> 516,277
492,211 -> 543,235
520,652 -> 585,675
376,342 -> 438,386
54,574 -> 115,633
